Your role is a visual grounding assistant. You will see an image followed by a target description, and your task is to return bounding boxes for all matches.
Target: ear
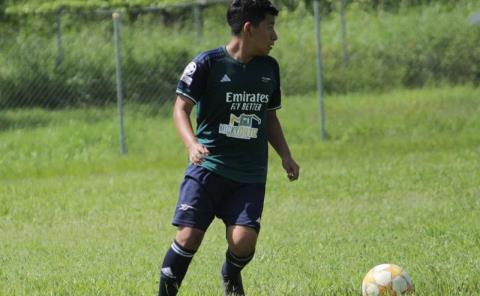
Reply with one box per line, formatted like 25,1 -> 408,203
243,21 -> 253,35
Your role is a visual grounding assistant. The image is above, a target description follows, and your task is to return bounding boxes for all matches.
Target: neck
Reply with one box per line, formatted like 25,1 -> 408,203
226,36 -> 255,64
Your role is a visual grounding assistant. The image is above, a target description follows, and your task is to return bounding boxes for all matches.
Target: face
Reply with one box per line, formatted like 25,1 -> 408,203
248,14 -> 278,56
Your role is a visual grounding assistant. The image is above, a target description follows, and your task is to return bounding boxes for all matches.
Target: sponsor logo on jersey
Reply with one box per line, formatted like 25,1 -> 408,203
226,92 -> 268,111
226,92 -> 269,103
219,113 -> 261,140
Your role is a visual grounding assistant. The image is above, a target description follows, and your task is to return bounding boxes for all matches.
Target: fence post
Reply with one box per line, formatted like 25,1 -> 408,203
339,0 -> 349,65
314,0 -> 327,141
113,12 -> 127,155
55,8 -> 64,74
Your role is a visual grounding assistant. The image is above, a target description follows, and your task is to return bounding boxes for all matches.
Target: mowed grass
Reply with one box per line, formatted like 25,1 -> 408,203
1,86 -> 479,295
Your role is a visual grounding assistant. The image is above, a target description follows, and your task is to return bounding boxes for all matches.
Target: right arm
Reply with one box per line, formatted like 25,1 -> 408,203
173,95 -> 209,164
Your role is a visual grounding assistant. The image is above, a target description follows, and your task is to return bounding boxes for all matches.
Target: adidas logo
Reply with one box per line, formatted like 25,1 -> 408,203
220,74 -> 231,83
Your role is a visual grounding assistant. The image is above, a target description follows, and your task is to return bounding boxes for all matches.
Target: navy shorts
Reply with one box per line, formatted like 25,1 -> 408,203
172,164 -> 266,233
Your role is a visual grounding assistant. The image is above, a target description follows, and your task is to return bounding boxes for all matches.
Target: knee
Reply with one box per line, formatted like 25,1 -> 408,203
175,227 -> 205,251
226,226 -> 257,256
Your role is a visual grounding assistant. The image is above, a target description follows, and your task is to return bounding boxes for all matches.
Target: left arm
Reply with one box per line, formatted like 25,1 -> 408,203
267,110 -> 300,181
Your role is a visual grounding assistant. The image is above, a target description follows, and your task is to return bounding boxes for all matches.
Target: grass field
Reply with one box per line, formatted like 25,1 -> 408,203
1,86 -> 479,295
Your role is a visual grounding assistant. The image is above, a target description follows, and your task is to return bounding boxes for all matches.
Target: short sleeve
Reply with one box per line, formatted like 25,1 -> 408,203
267,59 -> 281,111
176,55 -> 209,104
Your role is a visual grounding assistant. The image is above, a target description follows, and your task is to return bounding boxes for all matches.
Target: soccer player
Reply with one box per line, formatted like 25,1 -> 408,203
158,0 -> 299,295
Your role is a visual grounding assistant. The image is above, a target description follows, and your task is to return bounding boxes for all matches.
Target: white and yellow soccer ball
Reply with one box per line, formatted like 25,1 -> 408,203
362,264 -> 415,296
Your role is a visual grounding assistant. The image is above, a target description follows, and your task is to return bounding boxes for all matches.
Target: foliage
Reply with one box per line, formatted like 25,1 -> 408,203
2,0 -> 468,16
0,0 -> 4,19
0,1 -> 479,109
278,0 -> 462,14
0,19 -> 193,108
4,0 -> 192,15
273,1 -> 480,95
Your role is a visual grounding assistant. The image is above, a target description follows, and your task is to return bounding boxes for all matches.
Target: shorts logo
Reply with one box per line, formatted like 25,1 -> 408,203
219,113 -> 261,140
179,203 -> 195,211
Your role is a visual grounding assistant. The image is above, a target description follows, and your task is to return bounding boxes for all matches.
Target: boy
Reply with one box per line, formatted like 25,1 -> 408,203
158,0 -> 299,295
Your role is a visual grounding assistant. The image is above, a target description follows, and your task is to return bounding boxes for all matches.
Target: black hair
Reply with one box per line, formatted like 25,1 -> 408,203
226,0 -> 279,35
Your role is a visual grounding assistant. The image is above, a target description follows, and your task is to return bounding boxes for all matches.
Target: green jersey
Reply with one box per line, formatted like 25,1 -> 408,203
176,46 -> 281,183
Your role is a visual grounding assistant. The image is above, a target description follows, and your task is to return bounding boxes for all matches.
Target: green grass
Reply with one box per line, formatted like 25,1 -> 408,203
1,86 -> 479,295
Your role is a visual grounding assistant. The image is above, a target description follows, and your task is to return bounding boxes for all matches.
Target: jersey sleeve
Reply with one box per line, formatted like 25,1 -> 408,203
267,59 -> 281,111
176,55 -> 209,104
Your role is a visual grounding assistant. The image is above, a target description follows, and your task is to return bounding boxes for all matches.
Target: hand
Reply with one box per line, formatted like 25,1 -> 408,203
282,156 -> 300,181
188,142 -> 210,165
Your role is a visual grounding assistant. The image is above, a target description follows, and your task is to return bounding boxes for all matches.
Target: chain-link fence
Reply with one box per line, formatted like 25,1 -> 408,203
1,0 -> 479,145
0,6 -> 209,110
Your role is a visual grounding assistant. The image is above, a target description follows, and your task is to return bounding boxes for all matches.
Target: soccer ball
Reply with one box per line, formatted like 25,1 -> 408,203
362,264 -> 415,296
